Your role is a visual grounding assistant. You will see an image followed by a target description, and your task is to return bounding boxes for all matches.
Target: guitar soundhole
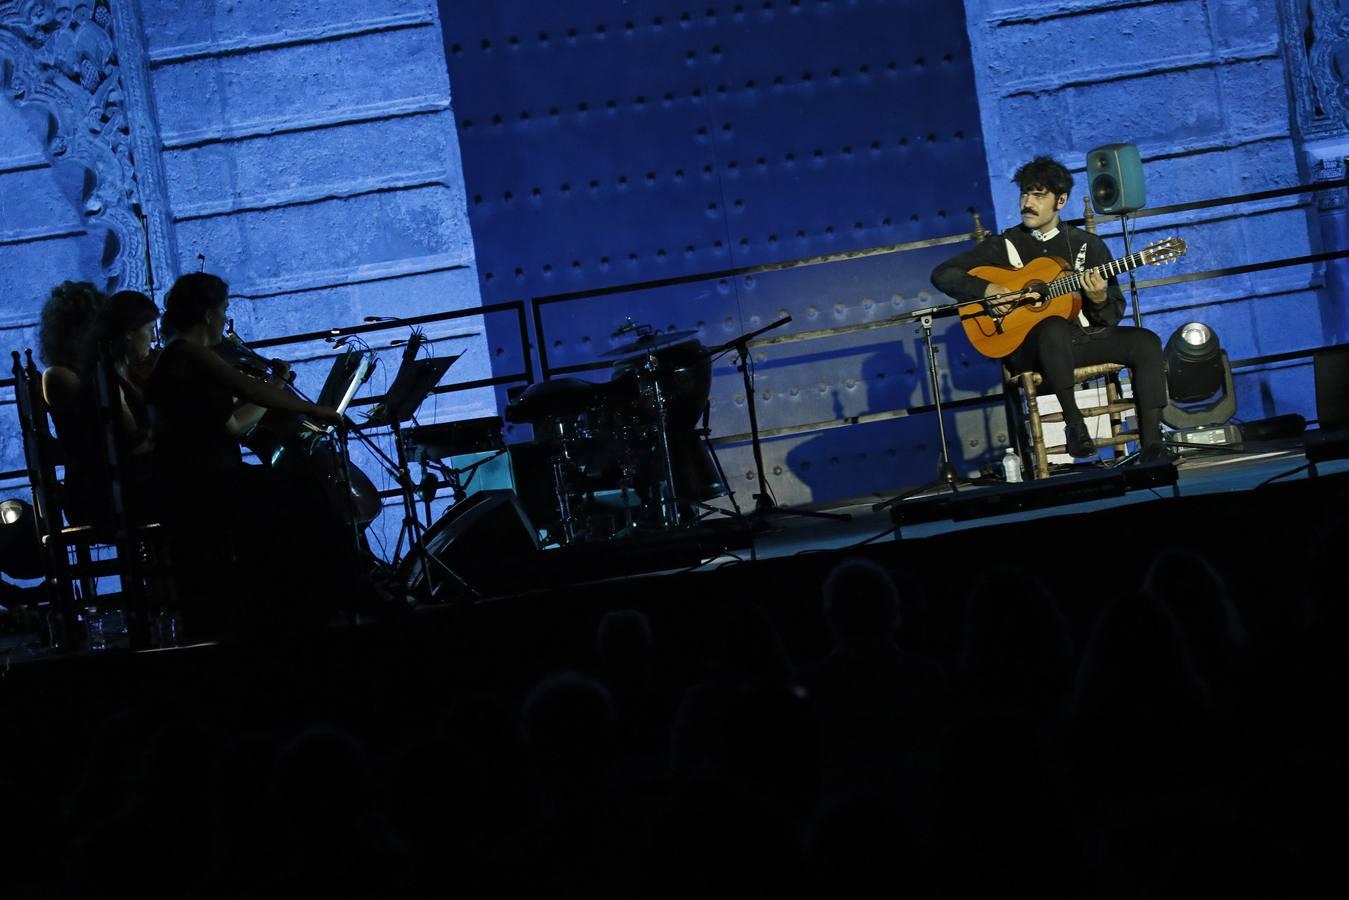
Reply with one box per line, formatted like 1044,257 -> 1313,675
1025,280 -> 1050,311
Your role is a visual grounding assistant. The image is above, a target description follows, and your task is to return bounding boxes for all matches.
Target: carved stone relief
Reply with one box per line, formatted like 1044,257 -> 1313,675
0,0 -> 174,292
1278,0 -> 1349,206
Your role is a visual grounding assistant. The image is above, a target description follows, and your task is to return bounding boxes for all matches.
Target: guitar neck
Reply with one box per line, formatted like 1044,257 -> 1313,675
1050,250 -> 1149,298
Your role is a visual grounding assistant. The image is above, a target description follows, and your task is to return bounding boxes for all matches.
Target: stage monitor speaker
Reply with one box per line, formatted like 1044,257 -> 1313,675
1087,143 -> 1146,215
1313,344 -> 1349,431
400,489 -> 541,603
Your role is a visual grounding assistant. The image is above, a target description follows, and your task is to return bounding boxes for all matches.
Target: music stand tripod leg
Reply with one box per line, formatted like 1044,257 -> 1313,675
697,404 -> 742,517
391,419 -> 477,606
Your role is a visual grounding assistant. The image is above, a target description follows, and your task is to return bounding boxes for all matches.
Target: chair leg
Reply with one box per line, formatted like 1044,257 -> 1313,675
1107,373 -> 1123,441
1022,374 -> 1050,479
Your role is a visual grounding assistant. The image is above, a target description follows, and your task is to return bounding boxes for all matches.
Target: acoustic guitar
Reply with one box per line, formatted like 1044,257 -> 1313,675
959,236 -> 1187,358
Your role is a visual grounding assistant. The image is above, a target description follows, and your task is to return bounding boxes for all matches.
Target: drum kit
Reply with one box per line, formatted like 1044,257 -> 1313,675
504,321 -> 729,545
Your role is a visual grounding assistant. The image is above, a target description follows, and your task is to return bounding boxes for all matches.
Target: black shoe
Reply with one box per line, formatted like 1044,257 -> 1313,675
1138,443 -> 1177,465
1064,424 -> 1098,459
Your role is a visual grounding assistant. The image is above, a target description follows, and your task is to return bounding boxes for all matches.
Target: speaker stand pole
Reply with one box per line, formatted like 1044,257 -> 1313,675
1119,212 -> 1143,329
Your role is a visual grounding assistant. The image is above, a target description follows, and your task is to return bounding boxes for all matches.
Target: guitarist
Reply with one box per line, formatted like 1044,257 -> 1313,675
930,156 -> 1169,462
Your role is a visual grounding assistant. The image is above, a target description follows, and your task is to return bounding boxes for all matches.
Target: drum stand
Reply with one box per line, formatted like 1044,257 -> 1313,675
637,349 -> 687,530
549,429 -> 584,544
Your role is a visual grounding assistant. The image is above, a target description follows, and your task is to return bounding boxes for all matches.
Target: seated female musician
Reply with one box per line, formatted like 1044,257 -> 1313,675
75,290 -> 161,520
147,272 -> 353,632
36,281 -> 105,520
148,272 -> 341,480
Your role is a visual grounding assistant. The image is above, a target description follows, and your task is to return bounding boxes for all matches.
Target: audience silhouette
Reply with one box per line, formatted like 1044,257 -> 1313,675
4,488 -> 1342,899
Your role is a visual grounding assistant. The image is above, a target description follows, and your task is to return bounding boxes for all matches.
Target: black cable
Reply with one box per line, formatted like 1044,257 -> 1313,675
794,522 -> 899,556
1256,462 -> 1311,489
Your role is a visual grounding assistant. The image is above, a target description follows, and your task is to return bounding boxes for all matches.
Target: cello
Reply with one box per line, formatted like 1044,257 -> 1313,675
214,325 -> 382,526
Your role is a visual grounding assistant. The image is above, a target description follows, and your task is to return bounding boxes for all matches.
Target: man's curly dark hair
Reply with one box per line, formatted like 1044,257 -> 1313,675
37,281 -> 105,369
1013,156 -> 1074,197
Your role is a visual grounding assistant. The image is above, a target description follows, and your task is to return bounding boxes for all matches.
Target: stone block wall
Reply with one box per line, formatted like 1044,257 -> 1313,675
1,0 -> 484,557
963,0 -> 1338,425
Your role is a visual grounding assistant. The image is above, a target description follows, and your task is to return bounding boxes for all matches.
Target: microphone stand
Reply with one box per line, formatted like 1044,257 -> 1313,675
873,300 -> 975,512
706,317 -> 850,527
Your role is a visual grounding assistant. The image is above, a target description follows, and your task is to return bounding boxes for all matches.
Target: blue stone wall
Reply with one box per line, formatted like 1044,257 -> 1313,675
964,0 -> 1340,426
2,1 -> 485,559
440,0 -> 1000,507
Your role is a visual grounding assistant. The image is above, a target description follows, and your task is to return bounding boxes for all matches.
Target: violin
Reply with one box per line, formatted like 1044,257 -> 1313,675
217,326 -> 292,385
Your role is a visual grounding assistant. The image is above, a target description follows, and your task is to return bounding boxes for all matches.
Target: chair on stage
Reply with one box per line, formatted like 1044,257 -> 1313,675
983,199 -> 1141,480
1002,362 -> 1138,479
10,349 -> 174,650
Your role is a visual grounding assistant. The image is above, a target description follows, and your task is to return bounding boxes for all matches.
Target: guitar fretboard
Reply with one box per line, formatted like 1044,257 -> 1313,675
1046,250 -> 1149,298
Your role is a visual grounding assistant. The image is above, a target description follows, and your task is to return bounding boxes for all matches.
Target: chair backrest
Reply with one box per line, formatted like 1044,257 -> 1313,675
89,350 -> 134,538
10,350 -> 66,543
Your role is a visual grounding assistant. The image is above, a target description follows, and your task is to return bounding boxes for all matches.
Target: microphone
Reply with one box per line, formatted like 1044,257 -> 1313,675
364,315 -> 400,323
197,253 -> 206,272
401,329 -> 424,366
328,335 -> 353,347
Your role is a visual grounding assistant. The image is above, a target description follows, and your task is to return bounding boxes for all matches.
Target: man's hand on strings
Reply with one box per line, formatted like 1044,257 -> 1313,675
1081,269 -> 1108,304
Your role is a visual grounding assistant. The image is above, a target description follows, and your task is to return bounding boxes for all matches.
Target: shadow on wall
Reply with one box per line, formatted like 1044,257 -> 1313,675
780,331 -> 1005,503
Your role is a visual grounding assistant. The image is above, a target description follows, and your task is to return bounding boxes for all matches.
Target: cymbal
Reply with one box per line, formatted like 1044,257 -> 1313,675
600,329 -> 699,359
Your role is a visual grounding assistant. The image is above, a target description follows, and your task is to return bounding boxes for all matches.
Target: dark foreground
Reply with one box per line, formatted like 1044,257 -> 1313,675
1,468 -> 1345,898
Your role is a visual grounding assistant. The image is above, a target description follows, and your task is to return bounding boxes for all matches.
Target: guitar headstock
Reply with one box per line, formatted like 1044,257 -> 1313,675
1142,237 -> 1187,266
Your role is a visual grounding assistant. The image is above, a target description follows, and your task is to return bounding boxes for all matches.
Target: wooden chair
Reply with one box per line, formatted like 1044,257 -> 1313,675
10,349 -> 172,649
1003,363 -> 1138,479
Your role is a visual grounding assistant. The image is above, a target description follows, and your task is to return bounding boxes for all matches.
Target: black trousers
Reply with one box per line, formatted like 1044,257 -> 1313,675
1006,316 -> 1166,423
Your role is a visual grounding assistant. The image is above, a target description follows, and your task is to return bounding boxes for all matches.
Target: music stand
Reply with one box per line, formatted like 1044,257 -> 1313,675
364,355 -> 476,605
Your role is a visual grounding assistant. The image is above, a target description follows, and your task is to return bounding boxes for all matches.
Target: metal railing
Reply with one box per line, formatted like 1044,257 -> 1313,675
4,170 -> 1346,479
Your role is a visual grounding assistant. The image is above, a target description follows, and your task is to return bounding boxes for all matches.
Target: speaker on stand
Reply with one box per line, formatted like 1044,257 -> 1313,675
1087,142 -> 1148,327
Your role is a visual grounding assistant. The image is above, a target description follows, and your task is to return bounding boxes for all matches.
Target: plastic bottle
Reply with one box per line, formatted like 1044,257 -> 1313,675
1002,447 -> 1023,483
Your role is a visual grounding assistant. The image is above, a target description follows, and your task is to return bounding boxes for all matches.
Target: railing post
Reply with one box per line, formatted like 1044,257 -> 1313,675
972,211 -> 989,242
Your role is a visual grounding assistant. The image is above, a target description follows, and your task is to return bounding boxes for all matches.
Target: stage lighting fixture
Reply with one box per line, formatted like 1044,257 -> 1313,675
0,498 -> 44,579
1162,322 -> 1236,430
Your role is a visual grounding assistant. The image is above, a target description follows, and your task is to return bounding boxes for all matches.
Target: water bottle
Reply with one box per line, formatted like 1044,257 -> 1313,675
1002,447 -> 1023,483
83,607 -> 107,651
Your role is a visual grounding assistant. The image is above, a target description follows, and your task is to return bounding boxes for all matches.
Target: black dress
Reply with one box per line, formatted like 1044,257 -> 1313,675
146,338 -> 242,482
146,339 -> 364,633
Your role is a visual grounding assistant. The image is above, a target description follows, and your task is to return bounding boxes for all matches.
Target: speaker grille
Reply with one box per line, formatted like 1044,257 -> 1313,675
1092,174 -> 1118,209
